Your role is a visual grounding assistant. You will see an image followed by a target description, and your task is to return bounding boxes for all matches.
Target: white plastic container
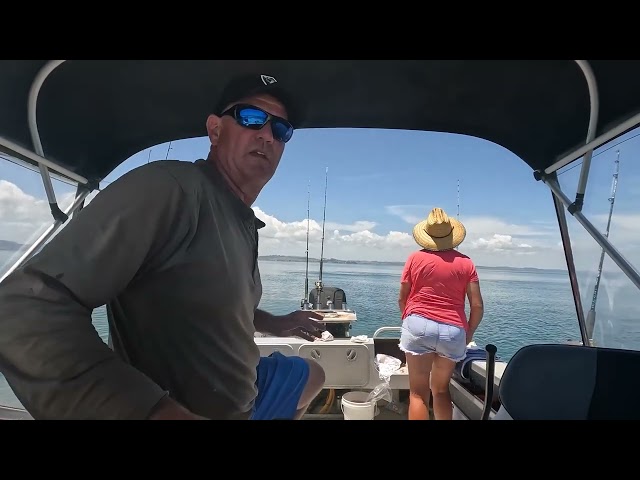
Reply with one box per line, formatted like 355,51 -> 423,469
341,391 -> 376,420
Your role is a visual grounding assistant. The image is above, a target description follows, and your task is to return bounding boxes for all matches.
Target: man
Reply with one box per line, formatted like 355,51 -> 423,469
0,73 -> 326,420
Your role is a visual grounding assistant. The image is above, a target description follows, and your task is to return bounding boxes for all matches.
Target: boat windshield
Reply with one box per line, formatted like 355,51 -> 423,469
554,128 -> 640,352
1,124 -> 639,412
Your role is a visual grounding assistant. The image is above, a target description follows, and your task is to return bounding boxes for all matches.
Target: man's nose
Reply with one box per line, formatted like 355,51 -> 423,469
257,122 -> 275,143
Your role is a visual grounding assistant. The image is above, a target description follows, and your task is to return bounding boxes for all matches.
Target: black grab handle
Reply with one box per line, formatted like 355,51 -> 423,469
481,344 -> 498,420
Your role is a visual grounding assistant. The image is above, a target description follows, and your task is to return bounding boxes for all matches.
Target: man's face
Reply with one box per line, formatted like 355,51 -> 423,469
206,93 -> 289,196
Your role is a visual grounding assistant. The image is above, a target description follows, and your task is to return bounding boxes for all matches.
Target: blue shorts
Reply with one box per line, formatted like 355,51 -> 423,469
399,314 -> 467,362
250,351 -> 310,420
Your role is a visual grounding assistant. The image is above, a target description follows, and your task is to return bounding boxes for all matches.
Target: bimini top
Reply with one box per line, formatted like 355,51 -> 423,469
1,60 -> 640,183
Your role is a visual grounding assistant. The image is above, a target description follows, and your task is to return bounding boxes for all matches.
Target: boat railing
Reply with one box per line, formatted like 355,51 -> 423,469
373,326 -> 402,338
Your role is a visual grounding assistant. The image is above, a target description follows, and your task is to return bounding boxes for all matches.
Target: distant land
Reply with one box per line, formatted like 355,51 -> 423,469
0,241 -> 566,274
0,240 -> 22,251
258,255 -> 566,274
259,254 -> 403,266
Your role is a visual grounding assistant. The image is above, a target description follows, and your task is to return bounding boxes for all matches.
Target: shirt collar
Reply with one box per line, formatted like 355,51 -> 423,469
195,159 -> 266,230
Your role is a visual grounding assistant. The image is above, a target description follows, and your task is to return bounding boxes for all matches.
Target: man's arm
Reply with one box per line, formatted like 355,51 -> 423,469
0,163 -> 195,419
254,309 -> 278,334
147,396 -> 207,420
254,309 -> 325,341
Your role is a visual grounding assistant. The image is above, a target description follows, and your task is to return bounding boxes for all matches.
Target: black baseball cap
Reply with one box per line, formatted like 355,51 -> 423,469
214,73 -> 301,126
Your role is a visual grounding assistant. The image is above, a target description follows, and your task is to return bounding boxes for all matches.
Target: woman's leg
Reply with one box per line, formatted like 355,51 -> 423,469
405,352 -> 435,420
431,323 -> 467,420
399,314 -> 440,420
429,355 -> 457,419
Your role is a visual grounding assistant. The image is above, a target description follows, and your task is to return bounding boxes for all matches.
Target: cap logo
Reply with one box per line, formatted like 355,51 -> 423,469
260,74 -> 277,86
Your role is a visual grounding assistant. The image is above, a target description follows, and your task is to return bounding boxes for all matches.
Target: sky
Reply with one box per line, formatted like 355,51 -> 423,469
1,125 -> 640,273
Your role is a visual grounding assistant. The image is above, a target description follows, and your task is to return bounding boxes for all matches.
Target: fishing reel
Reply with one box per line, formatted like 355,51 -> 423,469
313,281 -> 324,310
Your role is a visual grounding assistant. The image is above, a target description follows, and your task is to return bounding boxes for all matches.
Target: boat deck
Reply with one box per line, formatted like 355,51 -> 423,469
0,335 -> 506,420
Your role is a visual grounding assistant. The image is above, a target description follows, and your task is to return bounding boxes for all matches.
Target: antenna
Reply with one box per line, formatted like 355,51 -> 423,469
302,180 -> 311,309
586,150 -> 620,343
164,141 -> 173,160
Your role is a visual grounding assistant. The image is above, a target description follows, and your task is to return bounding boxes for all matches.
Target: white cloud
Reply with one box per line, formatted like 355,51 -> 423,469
566,212 -> 640,273
254,206 -> 414,262
459,219 -> 563,268
325,220 -> 376,232
2,179 -> 639,272
385,206 -> 565,268
462,216 -> 557,239
0,180 -> 98,246
470,234 -> 533,252
384,205 -> 426,225
255,204 -> 572,267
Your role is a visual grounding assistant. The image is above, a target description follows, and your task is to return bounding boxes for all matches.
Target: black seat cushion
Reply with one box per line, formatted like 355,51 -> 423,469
499,344 -> 640,420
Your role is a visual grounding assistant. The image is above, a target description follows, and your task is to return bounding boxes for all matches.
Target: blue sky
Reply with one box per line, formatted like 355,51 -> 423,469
1,125 -> 639,271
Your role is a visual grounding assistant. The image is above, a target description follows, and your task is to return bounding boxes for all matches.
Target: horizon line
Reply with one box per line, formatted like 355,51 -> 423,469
257,254 -> 566,272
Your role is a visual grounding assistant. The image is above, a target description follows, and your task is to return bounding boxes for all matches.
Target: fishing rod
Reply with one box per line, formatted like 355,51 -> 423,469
586,150 -> 620,343
314,167 -> 328,308
302,180 -> 311,309
457,178 -> 460,219
455,178 -> 460,250
319,167 -> 328,283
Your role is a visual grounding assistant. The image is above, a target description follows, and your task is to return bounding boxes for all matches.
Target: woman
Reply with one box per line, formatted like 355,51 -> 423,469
398,207 -> 484,420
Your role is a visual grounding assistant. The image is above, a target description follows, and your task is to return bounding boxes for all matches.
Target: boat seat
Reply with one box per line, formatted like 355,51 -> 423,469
309,286 -> 347,309
495,343 -> 640,420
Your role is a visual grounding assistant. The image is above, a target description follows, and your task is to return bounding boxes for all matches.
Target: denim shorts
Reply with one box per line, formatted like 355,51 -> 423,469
399,314 -> 467,362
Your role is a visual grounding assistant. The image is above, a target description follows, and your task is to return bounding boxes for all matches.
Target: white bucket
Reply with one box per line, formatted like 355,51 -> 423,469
341,391 -> 377,420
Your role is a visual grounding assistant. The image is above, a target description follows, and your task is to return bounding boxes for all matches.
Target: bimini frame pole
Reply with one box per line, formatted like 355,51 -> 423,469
534,59 -> 640,295
27,60 -> 70,224
541,174 -> 640,291
541,61 -> 640,215
0,60 -> 98,282
0,187 -> 91,284
544,111 -> 640,175
566,61 -> 599,215
549,175 -> 590,346
0,137 -> 88,186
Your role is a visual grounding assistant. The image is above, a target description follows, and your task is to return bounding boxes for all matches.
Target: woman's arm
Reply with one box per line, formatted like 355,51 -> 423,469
398,282 -> 411,319
466,281 -> 484,343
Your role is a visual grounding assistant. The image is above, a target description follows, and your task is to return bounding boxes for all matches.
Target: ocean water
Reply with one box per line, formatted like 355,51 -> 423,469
3,257 -> 637,410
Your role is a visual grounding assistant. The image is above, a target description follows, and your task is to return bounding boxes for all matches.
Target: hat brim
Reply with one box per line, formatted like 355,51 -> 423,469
412,218 -> 466,251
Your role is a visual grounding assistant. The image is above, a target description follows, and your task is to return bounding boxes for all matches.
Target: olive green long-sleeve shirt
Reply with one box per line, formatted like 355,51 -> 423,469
0,159 -> 264,419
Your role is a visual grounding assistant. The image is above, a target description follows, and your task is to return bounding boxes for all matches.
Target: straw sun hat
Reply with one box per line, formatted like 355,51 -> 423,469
412,207 -> 466,251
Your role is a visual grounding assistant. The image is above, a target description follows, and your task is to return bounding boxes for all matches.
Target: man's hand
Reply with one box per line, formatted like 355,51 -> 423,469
272,310 -> 327,341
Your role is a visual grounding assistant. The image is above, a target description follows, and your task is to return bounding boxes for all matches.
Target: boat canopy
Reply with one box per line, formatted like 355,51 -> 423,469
2,60 -> 640,184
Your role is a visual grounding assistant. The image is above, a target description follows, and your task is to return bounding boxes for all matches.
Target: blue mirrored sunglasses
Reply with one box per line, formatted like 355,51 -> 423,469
221,103 -> 294,143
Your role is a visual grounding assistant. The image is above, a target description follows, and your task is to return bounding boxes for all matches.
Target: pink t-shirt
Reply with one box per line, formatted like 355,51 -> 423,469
401,249 -> 479,331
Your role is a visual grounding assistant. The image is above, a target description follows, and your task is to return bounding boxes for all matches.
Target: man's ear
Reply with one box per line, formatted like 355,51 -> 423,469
206,114 -> 222,145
